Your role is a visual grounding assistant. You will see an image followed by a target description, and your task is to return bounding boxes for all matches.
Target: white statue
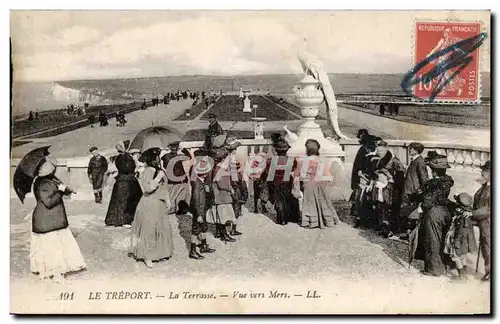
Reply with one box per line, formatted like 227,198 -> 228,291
297,52 -> 349,140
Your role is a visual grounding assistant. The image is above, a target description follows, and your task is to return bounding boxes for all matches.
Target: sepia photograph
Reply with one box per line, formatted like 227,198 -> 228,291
9,9 -> 491,314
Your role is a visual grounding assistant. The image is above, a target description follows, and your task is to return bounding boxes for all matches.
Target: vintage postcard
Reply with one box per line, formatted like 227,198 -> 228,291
10,10 -> 491,314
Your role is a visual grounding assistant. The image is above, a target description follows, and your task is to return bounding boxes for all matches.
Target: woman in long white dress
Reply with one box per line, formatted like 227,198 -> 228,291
30,158 -> 86,282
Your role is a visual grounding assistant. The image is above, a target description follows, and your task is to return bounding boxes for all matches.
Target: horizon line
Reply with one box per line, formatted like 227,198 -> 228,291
16,70 -> 491,83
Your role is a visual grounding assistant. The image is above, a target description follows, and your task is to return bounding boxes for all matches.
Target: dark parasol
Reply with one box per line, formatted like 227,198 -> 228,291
13,145 -> 51,203
129,126 -> 184,153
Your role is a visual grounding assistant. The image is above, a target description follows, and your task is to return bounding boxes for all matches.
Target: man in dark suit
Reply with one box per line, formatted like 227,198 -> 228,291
204,113 -> 224,149
399,142 -> 429,235
87,146 -> 108,203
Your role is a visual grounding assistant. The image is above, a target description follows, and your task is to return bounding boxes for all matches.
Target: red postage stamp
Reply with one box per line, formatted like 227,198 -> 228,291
413,21 -> 482,102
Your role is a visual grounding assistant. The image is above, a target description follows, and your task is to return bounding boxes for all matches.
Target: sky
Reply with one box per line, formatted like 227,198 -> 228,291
10,10 -> 491,81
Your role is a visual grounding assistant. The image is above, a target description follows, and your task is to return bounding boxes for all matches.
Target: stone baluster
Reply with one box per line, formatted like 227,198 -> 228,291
462,150 -> 473,171
479,151 -> 490,166
453,149 -> 465,169
446,149 -> 456,169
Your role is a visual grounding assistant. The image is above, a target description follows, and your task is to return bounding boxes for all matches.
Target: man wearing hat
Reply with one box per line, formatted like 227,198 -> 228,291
189,148 -> 217,257
468,160 -> 491,281
204,113 -> 224,150
87,146 -> 108,203
161,141 -> 192,214
372,140 -> 405,237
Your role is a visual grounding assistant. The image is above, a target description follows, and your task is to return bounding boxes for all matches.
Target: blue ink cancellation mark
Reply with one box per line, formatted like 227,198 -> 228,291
401,32 -> 487,102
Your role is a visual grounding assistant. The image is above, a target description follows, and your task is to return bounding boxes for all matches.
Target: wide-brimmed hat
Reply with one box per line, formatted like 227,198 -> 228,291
454,193 -> 473,211
424,150 -> 440,163
224,136 -> 241,151
139,147 -> 161,164
356,129 -> 369,139
428,155 -> 451,169
481,160 -> 491,172
128,148 -> 141,154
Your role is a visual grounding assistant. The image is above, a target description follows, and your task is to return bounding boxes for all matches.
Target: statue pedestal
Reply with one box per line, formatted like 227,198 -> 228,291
243,97 -> 251,112
252,117 -> 267,139
287,119 -> 345,158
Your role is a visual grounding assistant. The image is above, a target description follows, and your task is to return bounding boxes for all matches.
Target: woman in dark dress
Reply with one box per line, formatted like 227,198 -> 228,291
105,141 -> 143,227
415,154 -> 454,277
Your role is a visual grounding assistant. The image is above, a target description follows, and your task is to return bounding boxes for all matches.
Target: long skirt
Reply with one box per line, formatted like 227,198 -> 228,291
415,206 -> 450,276
105,174 -> 142,226
130,197 -> 174,261
301,181 -> 339,228
30,228 -> 86,278
167,182 -> 191,214
208,204 -> 236,224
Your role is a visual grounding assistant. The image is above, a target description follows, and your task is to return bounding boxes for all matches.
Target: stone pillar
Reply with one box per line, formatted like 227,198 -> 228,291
239,86 -> 244,98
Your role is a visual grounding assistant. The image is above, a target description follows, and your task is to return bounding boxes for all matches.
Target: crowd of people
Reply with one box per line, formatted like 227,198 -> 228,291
349,128 -> 491,282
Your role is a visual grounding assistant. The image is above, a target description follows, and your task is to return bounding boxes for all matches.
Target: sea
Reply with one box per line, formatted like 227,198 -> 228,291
11,73 -> 491,118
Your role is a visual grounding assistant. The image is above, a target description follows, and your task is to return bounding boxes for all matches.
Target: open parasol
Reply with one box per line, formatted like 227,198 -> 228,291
129,126 -> 184,152
13,145 -> 51,203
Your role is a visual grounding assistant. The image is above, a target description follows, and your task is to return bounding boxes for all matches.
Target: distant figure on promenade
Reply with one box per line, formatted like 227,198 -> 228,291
99,111 -> 108,126
130,148 -> 174,269
379,104 -> 386,116
393,103 -> 400,116
87,146 -> 108,204
105,140 -> 142,228
142,99 -> 147,110
161,141 -> 192,214
35,112 -> 39,120
28,111 -> 34,121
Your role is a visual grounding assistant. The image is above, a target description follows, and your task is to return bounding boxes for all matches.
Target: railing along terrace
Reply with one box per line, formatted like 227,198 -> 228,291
9,138 -> 490,200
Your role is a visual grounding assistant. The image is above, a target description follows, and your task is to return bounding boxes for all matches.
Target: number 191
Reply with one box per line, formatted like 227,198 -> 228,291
59,292 -> 74,300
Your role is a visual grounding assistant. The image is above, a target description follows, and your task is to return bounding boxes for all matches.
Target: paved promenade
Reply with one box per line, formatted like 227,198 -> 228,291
10,196 -> 490,314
